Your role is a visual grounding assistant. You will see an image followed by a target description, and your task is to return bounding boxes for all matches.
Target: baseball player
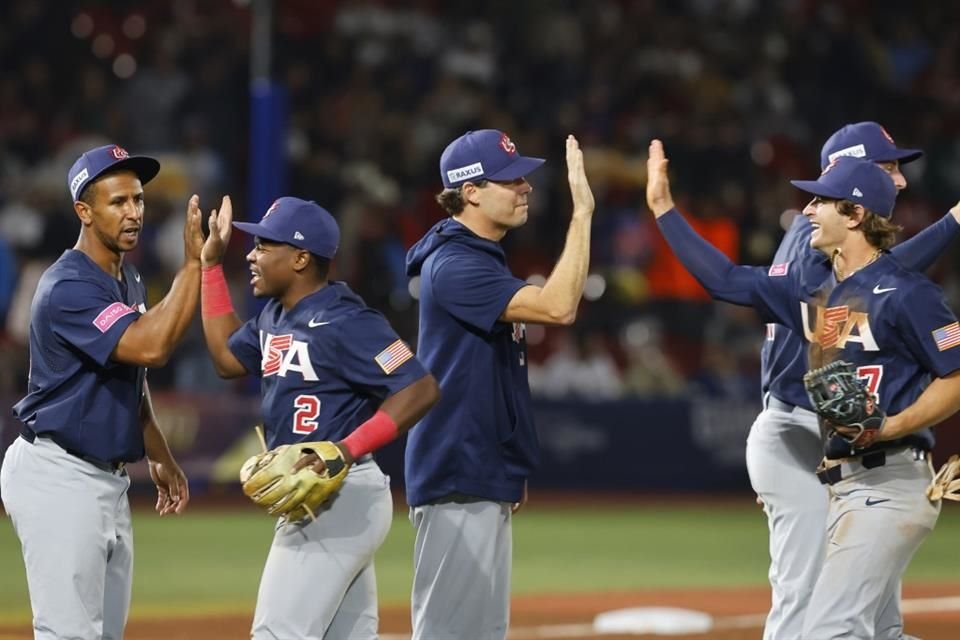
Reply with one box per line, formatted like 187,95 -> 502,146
647,144 -> 960,638
197,196 -> 440,639
746,123 -> 960,640
0,144 -> 214,639
404,131 -> 595,640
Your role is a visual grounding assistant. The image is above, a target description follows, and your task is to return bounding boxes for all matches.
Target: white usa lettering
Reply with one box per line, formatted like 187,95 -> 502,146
800,302 -> 879,351
259,331 -> 319,381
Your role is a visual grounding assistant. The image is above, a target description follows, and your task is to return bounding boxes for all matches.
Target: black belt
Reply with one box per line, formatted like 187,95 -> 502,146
816,447 -> 927,486
20,427 -> 127,474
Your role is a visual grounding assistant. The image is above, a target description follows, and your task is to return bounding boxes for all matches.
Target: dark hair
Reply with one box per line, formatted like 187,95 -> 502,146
435,180 -> 488,216
836,199 -> 901,250
309,255 -> 331,279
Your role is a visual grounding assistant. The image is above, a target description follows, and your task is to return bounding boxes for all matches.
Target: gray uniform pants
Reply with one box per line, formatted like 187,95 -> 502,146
251,460 -> 392,640
410,498 -> 512,640
802,447 -> 940,639
746,399 -> 827,640
0,436 -> 133,640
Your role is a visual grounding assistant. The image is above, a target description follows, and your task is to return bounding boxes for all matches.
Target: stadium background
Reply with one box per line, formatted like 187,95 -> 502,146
1,1 -> 959,637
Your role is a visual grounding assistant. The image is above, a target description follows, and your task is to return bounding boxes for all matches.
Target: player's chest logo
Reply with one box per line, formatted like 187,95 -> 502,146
260,331 -> 319,381
800,303 -> 878,351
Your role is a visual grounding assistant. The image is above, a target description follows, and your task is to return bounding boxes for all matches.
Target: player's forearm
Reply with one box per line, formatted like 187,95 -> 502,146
337,374 -> 440,463
890,211 -> 960,272
533,214 -> 592,323
144,261 -> 202,349
657,209 -> 755,306
881,371 -> 960,440
141,384 -> 175,464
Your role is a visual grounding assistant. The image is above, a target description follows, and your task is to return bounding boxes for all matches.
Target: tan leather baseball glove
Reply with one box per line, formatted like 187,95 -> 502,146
240,433 -> 349,523
926,454 -> 960,502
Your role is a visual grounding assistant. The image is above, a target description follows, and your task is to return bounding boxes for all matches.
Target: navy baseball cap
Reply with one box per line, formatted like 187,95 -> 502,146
439,129 -> 545,188
68,144 -> 160,201
233,197 -> 340,258
820,122 -> 922,170
791,156 -> 897,217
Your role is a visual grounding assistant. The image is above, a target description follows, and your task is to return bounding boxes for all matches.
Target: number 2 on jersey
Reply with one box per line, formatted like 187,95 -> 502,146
856,365 -> 883,404
293,394 -> 321,434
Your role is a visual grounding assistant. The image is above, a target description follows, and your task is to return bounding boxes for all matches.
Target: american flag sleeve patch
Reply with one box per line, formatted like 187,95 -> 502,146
932,322 -> 960,352
374,339 -> 414,374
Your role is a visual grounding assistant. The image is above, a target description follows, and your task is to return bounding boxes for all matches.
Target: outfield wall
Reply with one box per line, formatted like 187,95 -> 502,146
3,393 -> 960,495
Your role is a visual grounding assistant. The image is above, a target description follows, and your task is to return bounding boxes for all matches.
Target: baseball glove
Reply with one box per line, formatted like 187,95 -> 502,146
926,454 -> 960,502
239,429 -> 349,523
803,360 -> 886,450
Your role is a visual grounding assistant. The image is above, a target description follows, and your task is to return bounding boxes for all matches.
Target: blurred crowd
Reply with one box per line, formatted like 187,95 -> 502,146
2,0 -> 960,403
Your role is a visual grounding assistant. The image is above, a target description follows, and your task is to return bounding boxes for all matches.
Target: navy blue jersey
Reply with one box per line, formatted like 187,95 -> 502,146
751,253 -> 960,456
760,216 -> 815,409
13,250 -> 147,462
404,218 -> 535,507
227,282 -> 428,448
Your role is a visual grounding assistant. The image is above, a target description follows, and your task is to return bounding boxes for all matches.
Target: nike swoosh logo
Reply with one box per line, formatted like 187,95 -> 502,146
308,318 -> 331,328
865,497 -> 892,506
134,273 -> 141,282
873,285 -> 896,294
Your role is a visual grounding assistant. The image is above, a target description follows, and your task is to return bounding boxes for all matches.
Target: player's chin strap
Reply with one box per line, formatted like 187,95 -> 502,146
926,454 -> 960,502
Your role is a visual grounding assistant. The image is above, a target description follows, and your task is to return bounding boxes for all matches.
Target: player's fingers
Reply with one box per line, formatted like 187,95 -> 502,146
186,194 -> 200,219
176,476 -> 191,513
219,195 -> 233,228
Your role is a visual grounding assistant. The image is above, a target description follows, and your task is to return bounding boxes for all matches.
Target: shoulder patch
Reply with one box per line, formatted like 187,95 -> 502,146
374,339 -> 414,374
768,262 -> 790,277
93,302 -> 136,333
932,322 -> 960,352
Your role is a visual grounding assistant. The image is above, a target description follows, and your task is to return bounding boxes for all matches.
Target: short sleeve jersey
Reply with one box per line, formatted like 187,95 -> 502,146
13,250 -> 147,462
227,282 -> 428,448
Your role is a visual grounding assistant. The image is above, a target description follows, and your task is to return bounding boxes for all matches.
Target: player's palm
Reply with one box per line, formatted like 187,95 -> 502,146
201,195 -> 233,268
566,135 -> 595,217
646,139 -> 675,216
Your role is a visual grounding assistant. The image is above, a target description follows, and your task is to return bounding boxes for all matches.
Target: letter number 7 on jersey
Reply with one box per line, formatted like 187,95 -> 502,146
856,365 -> 883,404
293,395 -> 321,434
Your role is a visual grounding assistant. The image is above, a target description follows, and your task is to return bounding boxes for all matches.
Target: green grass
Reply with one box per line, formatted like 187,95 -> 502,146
2,502 -> 959,622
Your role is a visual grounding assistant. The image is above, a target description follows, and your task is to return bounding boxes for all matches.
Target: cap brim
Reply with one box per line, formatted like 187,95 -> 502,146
232,221 -> 288,245
485,156 -> 546,182
104,156 -> 161,186
790,179 -> 844,200
887,148 -> 923,165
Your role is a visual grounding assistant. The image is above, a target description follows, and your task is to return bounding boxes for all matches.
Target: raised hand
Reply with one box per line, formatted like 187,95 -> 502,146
183,194 -> 204,262
646,139 -> 675,217
566,135 -> 595,218
201,195 -> 234,268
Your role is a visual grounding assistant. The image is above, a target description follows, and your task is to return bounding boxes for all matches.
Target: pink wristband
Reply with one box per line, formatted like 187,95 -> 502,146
341,410 -> 398,460
201,264 -> 235,318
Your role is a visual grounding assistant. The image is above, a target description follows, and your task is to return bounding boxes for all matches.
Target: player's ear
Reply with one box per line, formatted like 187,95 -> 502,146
847,204 -> 867,229
74,200 -> 94,226
292,249 -> 311,274
461,182 -> 483,207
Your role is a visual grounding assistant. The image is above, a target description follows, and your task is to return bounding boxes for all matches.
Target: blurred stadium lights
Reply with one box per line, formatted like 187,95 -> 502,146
779,208 -> 801,231
92,33 -> 115,59
407,276 -> 421,301
113,54 -> 137,80
122,14 -> 146,40
71,13 -> 94,39
750,140 -> 774,167
583,273 -> 606,301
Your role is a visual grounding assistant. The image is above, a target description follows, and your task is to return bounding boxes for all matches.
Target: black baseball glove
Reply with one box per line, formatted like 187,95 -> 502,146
803,360 -> 886,449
